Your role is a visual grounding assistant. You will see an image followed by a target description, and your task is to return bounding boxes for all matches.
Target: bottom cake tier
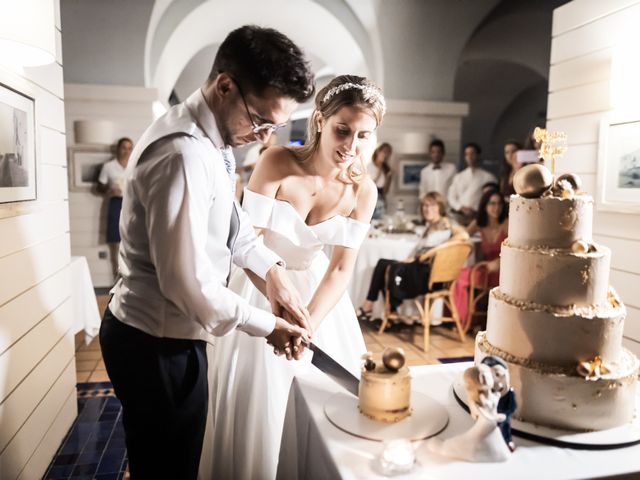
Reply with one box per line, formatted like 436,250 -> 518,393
475,332 -> 639,431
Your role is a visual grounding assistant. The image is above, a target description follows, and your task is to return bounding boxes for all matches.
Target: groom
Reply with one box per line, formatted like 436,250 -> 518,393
99,26 -> 315,479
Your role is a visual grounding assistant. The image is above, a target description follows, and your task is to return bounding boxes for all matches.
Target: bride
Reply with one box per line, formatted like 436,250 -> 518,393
199,75 -> 386,479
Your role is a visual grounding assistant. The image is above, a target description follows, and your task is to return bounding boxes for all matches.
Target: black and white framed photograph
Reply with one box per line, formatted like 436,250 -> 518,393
0,82 -> 36,203
597,116 -> 640,213
68,145 -> 113,192
397,158 -> 428,191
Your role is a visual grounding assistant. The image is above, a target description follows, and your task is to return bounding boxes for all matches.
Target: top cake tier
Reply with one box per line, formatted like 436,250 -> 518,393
508,194 -> 593,249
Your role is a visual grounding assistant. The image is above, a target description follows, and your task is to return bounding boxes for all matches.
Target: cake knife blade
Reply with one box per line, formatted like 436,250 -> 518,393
303,341 -> 360,396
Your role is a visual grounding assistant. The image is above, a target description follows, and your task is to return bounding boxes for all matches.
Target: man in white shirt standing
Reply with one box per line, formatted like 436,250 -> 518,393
99,26 -> 315,479
447,142 -> 497,225
418,139 -> 456,200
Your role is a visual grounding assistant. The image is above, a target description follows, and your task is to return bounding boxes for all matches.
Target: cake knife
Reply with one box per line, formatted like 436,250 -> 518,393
302,341 -> 360,396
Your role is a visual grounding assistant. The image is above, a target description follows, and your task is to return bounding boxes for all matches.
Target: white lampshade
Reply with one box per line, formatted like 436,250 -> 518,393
0,0 -> 56,66
74,120 -> 115,145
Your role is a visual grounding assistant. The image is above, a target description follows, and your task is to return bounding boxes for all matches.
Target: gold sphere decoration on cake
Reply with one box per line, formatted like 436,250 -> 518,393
556,173 -> 582,192
571,239 -> 589,254
382,347 -> 406,372
513,164 -> 554,198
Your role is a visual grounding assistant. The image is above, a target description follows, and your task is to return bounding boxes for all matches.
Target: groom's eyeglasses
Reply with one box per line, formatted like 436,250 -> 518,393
229,76 -> 288,136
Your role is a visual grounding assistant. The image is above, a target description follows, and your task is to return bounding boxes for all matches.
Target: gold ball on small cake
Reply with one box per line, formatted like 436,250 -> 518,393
382,347 -> 406,372
571,239 -> 589,254
513,164 -> 553,198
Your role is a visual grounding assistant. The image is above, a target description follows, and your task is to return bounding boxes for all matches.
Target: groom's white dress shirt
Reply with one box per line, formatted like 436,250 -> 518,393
109,89 -> 282,342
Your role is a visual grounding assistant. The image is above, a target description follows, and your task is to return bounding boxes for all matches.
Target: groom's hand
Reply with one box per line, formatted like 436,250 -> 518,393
266,316 -> 310,360
265,263 -> 312,332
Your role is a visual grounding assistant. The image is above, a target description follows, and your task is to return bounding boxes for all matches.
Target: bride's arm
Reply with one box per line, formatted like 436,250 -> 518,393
240,148 -> 309,320
306,179 -> 377,330
240,147 -> 288,297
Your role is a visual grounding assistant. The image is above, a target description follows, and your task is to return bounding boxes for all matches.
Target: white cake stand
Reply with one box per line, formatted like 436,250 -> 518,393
324,391 -> 449,442
452,380 -> 640,449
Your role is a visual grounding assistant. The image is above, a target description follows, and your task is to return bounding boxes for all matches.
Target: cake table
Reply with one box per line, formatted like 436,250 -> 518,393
276,363 -> 640,480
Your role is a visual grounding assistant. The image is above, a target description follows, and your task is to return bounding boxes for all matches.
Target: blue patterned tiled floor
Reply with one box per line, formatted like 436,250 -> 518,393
43,382 -> 128,480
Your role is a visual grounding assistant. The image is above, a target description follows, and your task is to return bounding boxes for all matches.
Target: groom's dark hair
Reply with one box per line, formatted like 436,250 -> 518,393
209,25 -> 315,103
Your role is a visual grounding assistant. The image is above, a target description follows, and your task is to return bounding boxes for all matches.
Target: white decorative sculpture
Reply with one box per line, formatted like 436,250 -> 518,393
427,363 -> 512,462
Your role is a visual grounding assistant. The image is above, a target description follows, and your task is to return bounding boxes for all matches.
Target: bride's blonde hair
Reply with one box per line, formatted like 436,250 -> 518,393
289,75 -> 386,183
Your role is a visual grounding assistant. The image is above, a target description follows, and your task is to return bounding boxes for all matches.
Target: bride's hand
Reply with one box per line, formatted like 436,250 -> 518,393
266,316 -> 310,360
265,263 -> 312,332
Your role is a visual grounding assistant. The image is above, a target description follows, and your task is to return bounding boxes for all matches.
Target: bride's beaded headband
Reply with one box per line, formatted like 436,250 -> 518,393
321,82 -> 386,113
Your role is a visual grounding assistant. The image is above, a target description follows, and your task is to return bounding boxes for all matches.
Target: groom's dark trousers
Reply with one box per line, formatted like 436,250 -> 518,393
100,307 -> 208,479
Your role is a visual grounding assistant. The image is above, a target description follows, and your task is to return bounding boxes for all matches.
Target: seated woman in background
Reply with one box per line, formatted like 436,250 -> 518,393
453,188 -> 509,330
357,191 -> 468,320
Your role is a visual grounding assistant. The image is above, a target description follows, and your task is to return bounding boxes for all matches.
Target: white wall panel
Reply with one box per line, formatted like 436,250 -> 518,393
552,0 -> 639,36
17,389 -> 76,480
550,0 -> 640,348
0,266 -> 70,355
39,165 -> 69,202
548,48 -> 611,92
22,63 -> 64,99
551,3 -> 640,63
0,203 -> 68,258
55,29 -> 62,65
0,359 -> 75,480
623,306 -> 640,342
593,211 -> 640,239
0,299 -> 72,403
547,80 -> 610,118
41,127 -> 67,166
553,143 -> 597,174
610,270 -> 640,309
0,3 -> 74,476
622,336 -> 640,357
36,87 -> 65,133
0,233 -> 70,307
546,113 -> 602,145
54,0 -> 61,30
594,234 -> 640,274
0,331 -> 74,452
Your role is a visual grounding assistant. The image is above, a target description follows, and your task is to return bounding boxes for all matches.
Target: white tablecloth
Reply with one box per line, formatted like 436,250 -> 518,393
277,363 -> 640,480
70,256 -> 102,344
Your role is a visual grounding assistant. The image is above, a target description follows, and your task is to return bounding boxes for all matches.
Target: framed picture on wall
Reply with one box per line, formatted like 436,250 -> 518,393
597,116 -> 640,213
68,145 -> 113,192
397,158 -> 428,191
0,82 -> 36,203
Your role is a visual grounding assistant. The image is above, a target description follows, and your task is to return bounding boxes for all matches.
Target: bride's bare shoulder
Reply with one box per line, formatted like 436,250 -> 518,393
247,145 -> 303,194
351,175 -> 377,222
255,146 -> 302,175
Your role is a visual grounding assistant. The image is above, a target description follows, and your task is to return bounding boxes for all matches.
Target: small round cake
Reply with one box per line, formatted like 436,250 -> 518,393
358,348 -> 412,423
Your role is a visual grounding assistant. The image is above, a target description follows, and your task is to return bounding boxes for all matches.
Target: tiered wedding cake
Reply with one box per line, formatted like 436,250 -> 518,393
475,166 -> 639,431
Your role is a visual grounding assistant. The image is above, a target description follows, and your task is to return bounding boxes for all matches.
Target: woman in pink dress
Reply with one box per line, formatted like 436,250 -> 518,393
453,189 -> 508,330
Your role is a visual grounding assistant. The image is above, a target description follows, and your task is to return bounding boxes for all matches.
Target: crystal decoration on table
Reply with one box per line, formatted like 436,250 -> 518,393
474,129 -> 639,432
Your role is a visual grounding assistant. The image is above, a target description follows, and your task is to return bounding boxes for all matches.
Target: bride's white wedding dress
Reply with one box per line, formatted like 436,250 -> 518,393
199,189 -> 369,480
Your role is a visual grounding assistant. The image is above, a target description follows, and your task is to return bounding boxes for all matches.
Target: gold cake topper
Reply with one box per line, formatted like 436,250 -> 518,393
534,127 -> 567,175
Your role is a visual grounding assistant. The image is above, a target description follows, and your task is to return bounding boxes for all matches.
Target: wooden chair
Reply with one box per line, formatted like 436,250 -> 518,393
378,240 -> 473,352
467,261 -> 492,331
